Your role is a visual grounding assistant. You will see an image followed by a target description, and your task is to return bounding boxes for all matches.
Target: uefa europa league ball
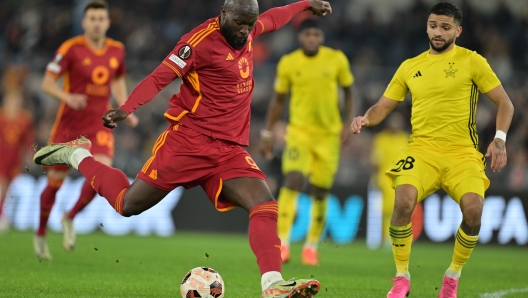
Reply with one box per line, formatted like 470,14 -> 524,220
180,267 -> 224,298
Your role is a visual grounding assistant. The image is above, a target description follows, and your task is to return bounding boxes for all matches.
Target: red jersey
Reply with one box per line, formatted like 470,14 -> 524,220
121,1 -> 311,146
0,109 -> 34,179
46,35 -> 126,140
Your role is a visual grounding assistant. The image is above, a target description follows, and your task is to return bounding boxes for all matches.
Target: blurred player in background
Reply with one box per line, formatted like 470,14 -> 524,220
0,65 -> 34,232
34,0 -> 331,297
35,0 -> 138,259
351,2 -> 514,298
370,112 -> 409,248
260,18 -> 353,266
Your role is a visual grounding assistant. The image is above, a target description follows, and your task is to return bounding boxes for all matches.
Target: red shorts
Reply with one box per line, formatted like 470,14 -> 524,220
44,129 -> 114,172
137,123 -> 266,211
0,159 -> 21,180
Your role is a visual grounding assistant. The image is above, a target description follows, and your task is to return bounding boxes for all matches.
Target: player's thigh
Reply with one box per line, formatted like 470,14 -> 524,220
442,151 -> 488,204
221,177 -> 274,212
310,134 -> 340,189
282,134 -> 311,177
122,178 -> 170,216
386,147 -> 441,202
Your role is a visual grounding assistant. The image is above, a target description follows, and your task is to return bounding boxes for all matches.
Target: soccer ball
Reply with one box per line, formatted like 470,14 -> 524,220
180,267 -> 224,298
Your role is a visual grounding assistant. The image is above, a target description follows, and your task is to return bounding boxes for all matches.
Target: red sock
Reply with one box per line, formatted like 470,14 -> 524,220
67,179 -> 97,219
78,157 -> 130,215
248,201 -> 282,275
37,178 -> 63,236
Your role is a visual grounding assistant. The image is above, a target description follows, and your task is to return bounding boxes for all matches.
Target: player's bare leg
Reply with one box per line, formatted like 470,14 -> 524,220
277,171 -> 304,263
387,184 -> 418,298
0,177 -> 11,232
439,192 -> 483,298
222,177 -> 320,298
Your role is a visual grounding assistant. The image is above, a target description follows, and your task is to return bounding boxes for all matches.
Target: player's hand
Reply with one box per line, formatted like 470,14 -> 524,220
485,138 -> 507,172
350,116 -> 369,134
125,112 -> 139,128
102,108 -> 128,129
64,93 -> 88,111
308,0 -> 332,16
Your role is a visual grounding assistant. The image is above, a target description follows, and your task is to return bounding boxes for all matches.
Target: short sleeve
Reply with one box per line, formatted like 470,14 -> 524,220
470,52 -> 501,93
273,56 -> 290,94
337,51 -> 354,87
46,43 -> 73,77
162,41 -> 197,78
383,61 -> 409,102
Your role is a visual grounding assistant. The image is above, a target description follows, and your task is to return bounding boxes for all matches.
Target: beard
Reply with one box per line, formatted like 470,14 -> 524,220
220,24 -> 247,50
429,36 -> 455,53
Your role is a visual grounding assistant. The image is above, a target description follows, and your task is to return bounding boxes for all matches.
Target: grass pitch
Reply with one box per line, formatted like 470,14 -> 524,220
0,231 -> 527,297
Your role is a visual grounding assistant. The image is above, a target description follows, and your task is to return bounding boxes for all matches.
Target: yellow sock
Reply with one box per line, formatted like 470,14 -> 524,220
449,226 -> 478,274
306,197 -> 328,246
276,187 -> 298,244
389,223 -> 413,274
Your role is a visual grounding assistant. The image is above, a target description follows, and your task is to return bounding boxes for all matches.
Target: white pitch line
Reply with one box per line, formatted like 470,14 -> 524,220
479,287 -> 528,298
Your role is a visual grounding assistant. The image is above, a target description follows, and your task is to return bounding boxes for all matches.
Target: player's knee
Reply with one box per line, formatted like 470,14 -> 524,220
311,186 -> 329,201
460,194 -> 483,225
121,201 -> 144,217
393,193 -> 416,218
283,172 -> 304,191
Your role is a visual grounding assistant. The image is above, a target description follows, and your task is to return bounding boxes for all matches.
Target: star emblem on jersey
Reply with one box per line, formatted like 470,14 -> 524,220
178,45 -> 192,60
444,62 -> 458,78
413,70 -> 422,78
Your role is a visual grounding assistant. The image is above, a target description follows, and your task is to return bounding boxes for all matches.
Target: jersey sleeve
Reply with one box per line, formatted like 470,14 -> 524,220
161,40 -> 197,78
470,52 -> 501,93
337,51 -> 354,87
273,56 -> 290,94
252,1 -> 311,38
383,61 -> 409,102
45,42 -> 74,78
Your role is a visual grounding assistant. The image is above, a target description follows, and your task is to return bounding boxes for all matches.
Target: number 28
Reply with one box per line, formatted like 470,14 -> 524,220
390,156 -> 415,172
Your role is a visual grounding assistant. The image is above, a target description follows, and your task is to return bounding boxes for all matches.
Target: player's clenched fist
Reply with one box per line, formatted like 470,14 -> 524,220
350,116 -> 369,134
308,0 -> 332,16
102,108 -> 128,129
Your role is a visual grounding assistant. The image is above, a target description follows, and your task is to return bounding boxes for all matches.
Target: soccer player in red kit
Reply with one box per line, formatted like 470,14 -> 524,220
0,66 -> 34,232
35,0 -> 332,296
35,0 -> 138,259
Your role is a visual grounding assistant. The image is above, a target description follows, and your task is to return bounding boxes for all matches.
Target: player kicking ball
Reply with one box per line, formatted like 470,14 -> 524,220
35,0 -> 332,297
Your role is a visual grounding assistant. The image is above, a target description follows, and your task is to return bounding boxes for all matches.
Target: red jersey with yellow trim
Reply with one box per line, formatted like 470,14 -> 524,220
0,109 -> 34,179
46,35 -> 126,140
121,1 -> 311,146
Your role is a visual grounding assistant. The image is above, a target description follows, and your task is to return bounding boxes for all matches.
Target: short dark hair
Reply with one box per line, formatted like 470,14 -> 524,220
83,0 -> 109,15
299,19 -> 320,32
429,2 -> 462,25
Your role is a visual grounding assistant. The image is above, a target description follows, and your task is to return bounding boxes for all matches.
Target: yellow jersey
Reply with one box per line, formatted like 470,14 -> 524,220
383,45 -> 501,149
274,46 -> 354,135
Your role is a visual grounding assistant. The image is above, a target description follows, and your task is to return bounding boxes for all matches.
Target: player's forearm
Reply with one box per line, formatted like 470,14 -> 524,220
258,1 -> 311,35
41,74 -> 69,102
364,104 -> 392,127
120,64 -> 176,114
111,76 -> 128,106
264,93 -> 286,131
494,98 -> 514,135
343,86 -> 353,125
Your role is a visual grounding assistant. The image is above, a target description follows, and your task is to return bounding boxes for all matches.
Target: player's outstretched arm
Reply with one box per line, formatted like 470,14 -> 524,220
484,84 -> 514,172
41,73 -> 87,111
256,0 -> 332,36
111,76 -> 139,128
350,95 -> 399,134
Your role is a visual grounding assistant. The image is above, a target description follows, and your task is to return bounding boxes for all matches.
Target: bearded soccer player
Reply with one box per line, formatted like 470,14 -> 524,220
36,0 -> 138,259
351,2 -> 514,298
34,0 -> 331,296
260,19 -> 353,266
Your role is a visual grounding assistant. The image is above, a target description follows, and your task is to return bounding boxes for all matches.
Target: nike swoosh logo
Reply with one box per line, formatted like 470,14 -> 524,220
34,147 -> 63,165
283,281 -> 297,287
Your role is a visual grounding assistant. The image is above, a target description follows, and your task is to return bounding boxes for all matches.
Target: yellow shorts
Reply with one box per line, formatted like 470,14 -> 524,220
385,144 -> 489,203
282,126 -> 340,189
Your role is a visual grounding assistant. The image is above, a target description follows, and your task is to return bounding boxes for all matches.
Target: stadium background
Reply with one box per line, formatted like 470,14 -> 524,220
1,0 -> 527,247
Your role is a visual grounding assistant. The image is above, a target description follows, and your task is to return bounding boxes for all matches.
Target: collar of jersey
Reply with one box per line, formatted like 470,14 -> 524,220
426,44 -> 458,59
